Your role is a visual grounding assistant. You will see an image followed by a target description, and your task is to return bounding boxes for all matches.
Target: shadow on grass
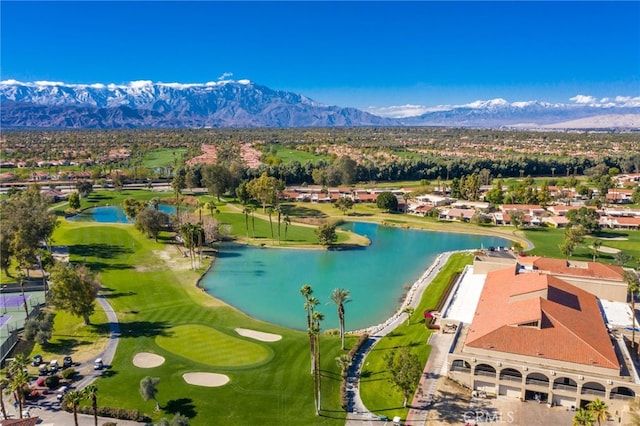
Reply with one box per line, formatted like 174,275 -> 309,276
81,261 -> 135,272
281,205 -> 327,218
44,338 -> 91,354
346,212 -> 373,217
86,194 -> 115,202
70,243 -> 134,259
119,320 -> 172,338
163,397 -> 196,418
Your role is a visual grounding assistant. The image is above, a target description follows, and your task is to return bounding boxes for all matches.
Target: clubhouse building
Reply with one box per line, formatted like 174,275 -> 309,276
445,255 -> 639,413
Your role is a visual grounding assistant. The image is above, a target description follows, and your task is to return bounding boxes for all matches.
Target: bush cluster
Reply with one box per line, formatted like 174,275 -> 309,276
67,405 -> 152,423
340,333 -> 370,410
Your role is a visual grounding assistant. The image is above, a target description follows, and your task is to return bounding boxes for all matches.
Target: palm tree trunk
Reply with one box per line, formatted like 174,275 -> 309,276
73,407 -> 79,426
0,389 -> 7,420
633,293 -> 636,352
20,279 -> 29,319
93,398 -> 98,426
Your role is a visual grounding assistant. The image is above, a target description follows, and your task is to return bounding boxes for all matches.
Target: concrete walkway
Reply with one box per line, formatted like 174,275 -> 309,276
345,252 -> 455,426
4,295 -> 143,425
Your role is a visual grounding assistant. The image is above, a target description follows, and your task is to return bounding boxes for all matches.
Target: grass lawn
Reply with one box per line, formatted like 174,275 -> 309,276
45,220 -> 348,425
140,148 -> 187,168
264,145 -> 330,164
523,227 -> 640,268
359,253 -> 473,421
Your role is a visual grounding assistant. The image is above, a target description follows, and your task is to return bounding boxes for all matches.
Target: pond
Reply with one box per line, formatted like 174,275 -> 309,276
67,205 -> 177,223
200,222 -> 509,331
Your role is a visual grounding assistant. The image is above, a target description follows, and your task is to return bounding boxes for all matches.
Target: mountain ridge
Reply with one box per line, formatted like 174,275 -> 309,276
1,80 -> 639,129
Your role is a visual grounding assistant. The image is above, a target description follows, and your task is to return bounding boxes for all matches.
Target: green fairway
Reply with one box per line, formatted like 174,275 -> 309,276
46,219 -> 347,425
140,148 -> 187,168
359,253 -> 473,420
155,324 -> 272,367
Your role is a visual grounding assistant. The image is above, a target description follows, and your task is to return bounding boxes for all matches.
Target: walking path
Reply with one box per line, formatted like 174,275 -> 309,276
4,295 -> 142,425
345,251 -> 455,426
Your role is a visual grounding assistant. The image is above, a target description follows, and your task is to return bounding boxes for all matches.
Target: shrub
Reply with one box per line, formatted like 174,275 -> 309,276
61,368 -> 76,380
45,375 -> 60,389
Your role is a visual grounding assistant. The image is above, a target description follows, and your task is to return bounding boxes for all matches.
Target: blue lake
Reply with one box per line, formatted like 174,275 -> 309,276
201,222 -> 508,331
67,205 -> 176,223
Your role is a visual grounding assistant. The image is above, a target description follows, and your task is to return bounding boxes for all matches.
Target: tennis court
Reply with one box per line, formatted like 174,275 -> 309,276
0,294 -> 30,310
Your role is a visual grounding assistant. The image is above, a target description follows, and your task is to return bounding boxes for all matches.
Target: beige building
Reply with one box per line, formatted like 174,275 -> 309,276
447,266 -> 639,413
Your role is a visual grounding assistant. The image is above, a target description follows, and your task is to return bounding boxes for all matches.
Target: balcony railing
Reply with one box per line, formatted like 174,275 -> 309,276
474,370 -> 496,378
581,388 -> 606,397
525,379 -> 549,388
451,366 -> 471,373
553,383 -> 578,393
500,375 -> 522,383
610,393 -> 633,401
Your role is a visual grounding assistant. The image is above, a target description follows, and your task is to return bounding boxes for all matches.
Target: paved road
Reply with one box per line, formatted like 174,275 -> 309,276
345,252 -> 455,426
3,295 -> 143,425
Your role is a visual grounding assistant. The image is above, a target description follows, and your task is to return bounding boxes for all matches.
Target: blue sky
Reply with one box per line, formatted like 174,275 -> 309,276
1,1 -> 639,112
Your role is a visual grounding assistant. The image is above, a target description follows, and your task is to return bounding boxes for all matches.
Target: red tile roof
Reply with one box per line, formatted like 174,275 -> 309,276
519,257 -> 625,280
466,267 -> 618,369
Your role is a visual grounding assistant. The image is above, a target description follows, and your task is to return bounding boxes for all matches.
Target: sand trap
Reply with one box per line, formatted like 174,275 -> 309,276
235,328 -> 282,342
183,372 -> 230,387
591,245 -> 621,254
133,352 -> 166,368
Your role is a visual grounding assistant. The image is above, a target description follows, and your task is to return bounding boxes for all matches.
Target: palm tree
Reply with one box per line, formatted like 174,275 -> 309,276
276,205 -> 282,245
591,239 -> 602,262
65,390 -> 84,426
266,206 -> 274,243
403,306 -> 415,325
335,354 -> 352,378
205,201 -> 218,219
18,271 -> 29,319
9,370 -> 28,418
311,310 -> 324,415
242,206 -> 251,238
283,214 -> 291,243
586,397 -> 609,426
0,376 -> 9,420
149,197 -> 160,211
573,407 -> 595,426
84,384 -> 99,426
139,376 -> 161,411
329,288 -> 350,350
626,270 -> 640,351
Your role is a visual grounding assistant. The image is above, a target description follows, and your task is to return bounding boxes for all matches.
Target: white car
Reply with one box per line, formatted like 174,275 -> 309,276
94,358 -> 104,370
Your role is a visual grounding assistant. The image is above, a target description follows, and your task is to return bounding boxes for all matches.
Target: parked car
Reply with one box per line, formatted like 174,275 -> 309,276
94,358 -> 103,370
56,385 -> 68,402
63,356 -> 73,368
31,355 -> 43,366
49,360 -> 59,375
38,365 -> 48,376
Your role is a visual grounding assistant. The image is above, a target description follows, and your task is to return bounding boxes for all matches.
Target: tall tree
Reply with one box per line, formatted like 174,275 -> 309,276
64,390 -> 85,426
625,270 -> 640,352
384,347 -> 423,408
139,376 -> 161,411
135,208 -> 169,242
376,191 -> 398,212
315,223 -> 338,247
311,310 -> 324,415
572,407 -> 595,426
586,398 -> 609,426
84,384 -> 99,426
283,214 -> 291,243
329,288 -> 350,350
49,263 -> 101,325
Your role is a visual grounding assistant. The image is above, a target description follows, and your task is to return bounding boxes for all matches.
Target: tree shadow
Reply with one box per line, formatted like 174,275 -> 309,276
80,261 -> 134,272
119,320 -> 172,338
44,338 -> 91,354
163,398 -> 197,418
70,243 -> 134,259
281,205 -> 327,218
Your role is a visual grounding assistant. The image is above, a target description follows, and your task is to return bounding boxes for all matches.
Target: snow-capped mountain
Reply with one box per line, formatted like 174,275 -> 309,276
385,98 -> 640,128
0,80 -> 395,128
1,80 -> 639,129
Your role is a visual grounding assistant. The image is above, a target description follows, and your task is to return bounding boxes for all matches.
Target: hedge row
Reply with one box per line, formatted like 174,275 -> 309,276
63,404 -> 152,423
340,333 -> 370,410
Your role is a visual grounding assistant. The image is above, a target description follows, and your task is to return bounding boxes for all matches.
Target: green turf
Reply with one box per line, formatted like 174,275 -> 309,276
140,148 -> 187,168
46,220 -> 347,425
523,227 -> 640,268
359,253 -> 473,421
155,324 -> 272,367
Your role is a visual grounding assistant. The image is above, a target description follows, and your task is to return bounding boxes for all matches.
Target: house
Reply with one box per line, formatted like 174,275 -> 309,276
441,208 -> 475,222
606,189 -> 634,204
447,266 -> 638,411
600,216 -> 640,231
542,216 -> 569,228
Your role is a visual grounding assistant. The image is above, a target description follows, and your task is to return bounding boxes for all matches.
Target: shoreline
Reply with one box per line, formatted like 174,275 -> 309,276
347,250 -> 459,336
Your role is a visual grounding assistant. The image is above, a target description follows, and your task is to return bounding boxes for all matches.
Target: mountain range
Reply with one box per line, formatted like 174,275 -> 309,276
1,80 -> 639,129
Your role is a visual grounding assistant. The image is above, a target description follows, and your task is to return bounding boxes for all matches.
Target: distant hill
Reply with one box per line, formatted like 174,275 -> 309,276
0,80 -> 395,129
2,80 -> 639,129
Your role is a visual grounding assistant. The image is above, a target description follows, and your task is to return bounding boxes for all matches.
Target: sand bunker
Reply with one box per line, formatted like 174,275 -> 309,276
591,245 -> 621,254
183,372 -> 230,387
133,352 -> 166,368
235,328 -> 282,342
